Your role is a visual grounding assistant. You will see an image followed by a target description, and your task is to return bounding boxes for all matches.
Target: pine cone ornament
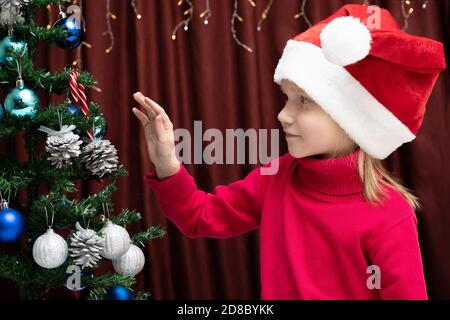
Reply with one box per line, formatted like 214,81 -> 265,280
69,222 -> 105,268
0,0 -> 29,25
41,125 -> 83,169
81,139 -> 119,177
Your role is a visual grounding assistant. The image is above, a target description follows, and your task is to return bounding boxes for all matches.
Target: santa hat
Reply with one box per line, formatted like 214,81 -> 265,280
274,4 -> 446,160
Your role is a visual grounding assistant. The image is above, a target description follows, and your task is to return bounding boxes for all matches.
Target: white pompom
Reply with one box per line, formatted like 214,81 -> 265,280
32,228 -> 68,269
112,244 -> 145,276
100,221 -> 131,260
320,16 -> 372,66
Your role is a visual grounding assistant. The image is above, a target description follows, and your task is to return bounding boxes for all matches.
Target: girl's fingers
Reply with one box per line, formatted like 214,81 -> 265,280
132,107 -> 157,137
154,115 -> 166,141
144,97 -> 173,129
132,107 -> 149,126
133,92 -> 157,118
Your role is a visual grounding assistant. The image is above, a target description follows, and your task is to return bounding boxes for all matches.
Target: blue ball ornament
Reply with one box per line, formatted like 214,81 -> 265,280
0,36 -> 28,67
66,103 -> 81,116
93,114 -> 108,140
104,286 -> 133,300
4,79 -> 40,120
0,201 -> 25,243
53,13 -> 84,49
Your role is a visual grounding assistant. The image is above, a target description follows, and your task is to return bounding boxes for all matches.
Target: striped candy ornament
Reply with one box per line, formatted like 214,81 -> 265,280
69,70 -> 94,140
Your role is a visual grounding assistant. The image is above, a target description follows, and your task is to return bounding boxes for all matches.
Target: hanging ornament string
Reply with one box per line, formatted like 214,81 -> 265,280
102,202 -> 111,221
69,70 -> 94,140
0,188 -> 11,207
15,57 -> 23,82
44,205 -> 55,229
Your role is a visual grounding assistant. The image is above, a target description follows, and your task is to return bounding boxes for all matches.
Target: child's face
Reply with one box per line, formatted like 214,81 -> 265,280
277,79 -> 356,159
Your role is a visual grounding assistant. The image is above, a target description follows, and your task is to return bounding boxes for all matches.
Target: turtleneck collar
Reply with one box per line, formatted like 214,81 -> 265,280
292,149 -> 365,203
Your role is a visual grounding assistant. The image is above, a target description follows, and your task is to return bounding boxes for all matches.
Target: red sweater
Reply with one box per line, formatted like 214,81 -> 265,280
144,150 -> 428,300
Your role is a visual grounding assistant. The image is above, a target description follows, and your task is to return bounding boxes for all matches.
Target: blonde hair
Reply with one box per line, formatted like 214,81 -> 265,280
330,145 -> 421,210
356,149 -> 421,210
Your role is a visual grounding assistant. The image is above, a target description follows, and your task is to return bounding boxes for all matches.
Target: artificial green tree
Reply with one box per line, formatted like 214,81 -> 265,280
0,0 -> 165,300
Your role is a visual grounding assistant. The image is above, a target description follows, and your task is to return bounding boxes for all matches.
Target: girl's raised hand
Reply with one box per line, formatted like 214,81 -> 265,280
132,92 -> 180,179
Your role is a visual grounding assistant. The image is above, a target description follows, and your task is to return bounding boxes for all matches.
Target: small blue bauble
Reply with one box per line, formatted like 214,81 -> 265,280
0,36 -> 28,67
66,103 -> 81,116
4,79 -> 40,120
53,13 -> 84,49
93,114 -> 108,140
104,286 -> 133,300
0,206 -> 25,243
0,103 -> 5,122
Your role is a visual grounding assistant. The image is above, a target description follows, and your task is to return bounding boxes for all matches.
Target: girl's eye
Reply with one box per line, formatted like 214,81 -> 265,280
300,96 -> 310,105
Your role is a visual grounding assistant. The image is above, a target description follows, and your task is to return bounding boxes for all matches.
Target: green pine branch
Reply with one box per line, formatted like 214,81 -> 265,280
85,273 -> 136,288
132,225 -> 167,246
135,291 -> 151,300
110,209 -> 142,226
0,0 -> 165,300
0,252 -> 28,283
0,22 -> 67,46
0,64 -> 96,95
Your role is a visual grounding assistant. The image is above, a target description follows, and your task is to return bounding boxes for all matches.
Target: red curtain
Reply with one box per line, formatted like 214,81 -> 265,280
1,0 -> 449,299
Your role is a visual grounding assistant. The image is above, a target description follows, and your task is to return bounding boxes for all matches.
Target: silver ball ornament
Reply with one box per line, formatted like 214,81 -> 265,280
112,244 -> 145,276
100,221 -> 131,260
32,228 -> 68,269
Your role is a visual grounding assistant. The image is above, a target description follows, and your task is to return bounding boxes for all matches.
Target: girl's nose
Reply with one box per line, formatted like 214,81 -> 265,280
277,106 -> 294,127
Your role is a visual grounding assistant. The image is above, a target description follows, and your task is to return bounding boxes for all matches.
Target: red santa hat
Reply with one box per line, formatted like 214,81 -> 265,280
274,4 -> 446,159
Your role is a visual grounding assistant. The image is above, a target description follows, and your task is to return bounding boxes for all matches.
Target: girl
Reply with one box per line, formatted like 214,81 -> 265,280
132,4 -> 445,299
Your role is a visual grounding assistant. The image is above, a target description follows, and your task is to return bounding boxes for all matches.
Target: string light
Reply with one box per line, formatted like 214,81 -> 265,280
46,4 -> 53,30
231,0 -> 255,53
401,0 -> 415,31
257,0 -> 275,32
103,0 -> 115,53
73,0 -> 88,67
49,0 -> 431,57
294,0 -> 311,28
247,0 -> 256,7
131,0 -> 142,20
171,0 -> 194,41
199,0 -> 211,25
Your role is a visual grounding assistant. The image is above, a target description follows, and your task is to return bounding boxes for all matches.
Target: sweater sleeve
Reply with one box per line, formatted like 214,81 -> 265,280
367,212 -> 428,300
143,161 -> 272,239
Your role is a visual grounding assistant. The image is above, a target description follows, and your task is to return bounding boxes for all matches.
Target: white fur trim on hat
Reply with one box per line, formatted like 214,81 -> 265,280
274,40 -> 415,160
320,16 -> 372,66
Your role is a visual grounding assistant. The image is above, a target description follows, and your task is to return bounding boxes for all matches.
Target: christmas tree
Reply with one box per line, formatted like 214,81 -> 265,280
0,0 -> 165,300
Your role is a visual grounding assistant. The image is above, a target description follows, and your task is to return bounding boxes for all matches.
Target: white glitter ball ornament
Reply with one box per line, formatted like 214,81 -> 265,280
100,220 -> 131,260
112,244 -> 145,276
32,228 -> 68,269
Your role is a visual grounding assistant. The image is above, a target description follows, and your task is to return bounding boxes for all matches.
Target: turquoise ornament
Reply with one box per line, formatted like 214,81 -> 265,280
93,114 -> 108,140
4,79 -> 40,120
0,36 -> 28,67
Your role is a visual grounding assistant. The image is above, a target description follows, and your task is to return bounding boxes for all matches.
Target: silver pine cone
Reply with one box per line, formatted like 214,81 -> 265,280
45,125 -> 83,169
81,139 -> 119,177
69,222 -> 105,268
0,0 -> 30,25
